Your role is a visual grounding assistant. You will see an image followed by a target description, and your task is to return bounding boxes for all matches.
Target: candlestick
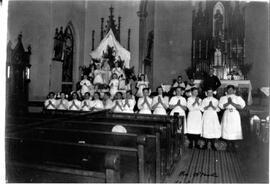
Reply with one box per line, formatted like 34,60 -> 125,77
225,40 -> 227,53
199,40 -> 201,59
206,40 -> 208,59
243,38 -> 245,58
193,40 -> 195,59
229,40 -> 232,58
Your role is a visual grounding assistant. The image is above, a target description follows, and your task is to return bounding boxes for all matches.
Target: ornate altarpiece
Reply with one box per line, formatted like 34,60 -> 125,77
191,1 -> 246,80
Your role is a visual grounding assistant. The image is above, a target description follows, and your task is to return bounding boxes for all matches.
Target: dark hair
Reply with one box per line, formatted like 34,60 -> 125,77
126,90 -> 132,95
139,74 -> 145,81
143,87 -> 149,92
191,87 -> 198,92
84,92 -> 90,97
206,87 -> 213,91
227,85 -> 235,90
48,92 -> 55,96
178,75 -> 182,79
156,86 -> 164,96
104,92 -> 111,97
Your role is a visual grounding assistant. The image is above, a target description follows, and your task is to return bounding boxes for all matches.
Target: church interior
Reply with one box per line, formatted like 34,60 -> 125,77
5,0 -> 269,183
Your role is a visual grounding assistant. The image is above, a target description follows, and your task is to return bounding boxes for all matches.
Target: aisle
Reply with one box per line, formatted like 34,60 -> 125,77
165,149 -> 244,183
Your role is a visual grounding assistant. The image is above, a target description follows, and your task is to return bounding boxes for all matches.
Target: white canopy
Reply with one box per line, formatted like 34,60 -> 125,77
90,29 -> 130,68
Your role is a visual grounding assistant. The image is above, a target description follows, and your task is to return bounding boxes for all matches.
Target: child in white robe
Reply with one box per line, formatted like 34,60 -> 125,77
81,92 -> 91,111
219,85 -> 246,151
56,92 -> 68,110
137,88 -> 152,114
186,87 -> 202,149
112,61 -> 125,79
90,92 -> 104,112
44,92 -> 57,110
80,75 -> 92,96
152,86 -> 169,115
93,63 -> 104,85
68,92 -> 81,111
169,87 -> 187,133
122,90 -> 136,113
103,92 -> 114,110
109,73 -> 119,98
111,92 -> 124,113
136,74 -> 149,98
201,88 -> 221,150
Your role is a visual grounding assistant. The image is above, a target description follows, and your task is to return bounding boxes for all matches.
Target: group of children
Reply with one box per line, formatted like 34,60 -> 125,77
45,73 -> 246,151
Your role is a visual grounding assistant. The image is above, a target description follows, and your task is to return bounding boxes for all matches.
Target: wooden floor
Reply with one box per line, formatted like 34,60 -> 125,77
165,149 -> 244,183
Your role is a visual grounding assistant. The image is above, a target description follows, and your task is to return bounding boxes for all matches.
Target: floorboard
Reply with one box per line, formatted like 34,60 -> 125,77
165,149 -> 244,183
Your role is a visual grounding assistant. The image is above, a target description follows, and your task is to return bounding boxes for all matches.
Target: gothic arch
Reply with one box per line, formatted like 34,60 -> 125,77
61,21 -> 75,93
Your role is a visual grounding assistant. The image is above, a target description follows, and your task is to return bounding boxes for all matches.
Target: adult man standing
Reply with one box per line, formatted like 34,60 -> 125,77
202,68 -> 221,95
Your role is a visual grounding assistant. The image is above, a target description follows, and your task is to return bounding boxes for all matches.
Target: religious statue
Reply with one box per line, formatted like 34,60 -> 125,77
214,48 -> 222,66
214,9 -> 224,37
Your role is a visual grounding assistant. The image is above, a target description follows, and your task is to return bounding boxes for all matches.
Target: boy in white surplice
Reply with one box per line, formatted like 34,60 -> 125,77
186,87 -> 202,149
201,88 -> 221,150
219,85 -> 246,151
152,86 -> 169,115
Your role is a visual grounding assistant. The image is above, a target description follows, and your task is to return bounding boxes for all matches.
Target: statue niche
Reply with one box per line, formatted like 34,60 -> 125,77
213,2 -> 225,39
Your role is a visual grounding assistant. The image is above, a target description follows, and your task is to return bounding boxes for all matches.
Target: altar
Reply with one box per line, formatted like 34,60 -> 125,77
194,79 -> 253,105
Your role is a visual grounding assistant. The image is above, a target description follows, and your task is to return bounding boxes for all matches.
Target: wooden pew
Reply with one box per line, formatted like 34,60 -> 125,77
6,130 -> 153,183
36,121 -> 165,181
85,110 -> 184,174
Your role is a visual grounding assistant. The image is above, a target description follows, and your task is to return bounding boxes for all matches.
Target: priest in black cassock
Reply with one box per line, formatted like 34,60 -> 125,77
202,68 -> 221,96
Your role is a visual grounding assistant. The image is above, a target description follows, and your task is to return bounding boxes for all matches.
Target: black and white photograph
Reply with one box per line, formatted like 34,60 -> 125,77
3,0 -> 269,183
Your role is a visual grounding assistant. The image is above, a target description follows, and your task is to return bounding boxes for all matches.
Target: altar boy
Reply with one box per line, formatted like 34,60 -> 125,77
219,85 -> 246,151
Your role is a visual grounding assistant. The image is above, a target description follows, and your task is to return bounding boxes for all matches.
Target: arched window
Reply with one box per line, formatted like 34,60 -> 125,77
61,24 -> 74,93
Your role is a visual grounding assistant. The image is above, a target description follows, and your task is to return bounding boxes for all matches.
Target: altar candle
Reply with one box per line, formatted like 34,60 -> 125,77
229,40 -> 232,58
243,38 -> 245,58
225,40 -> 227,53
193,40 -> 195,59
199,40 -> 201,59
206,40 -> 208,59
236,38 -> 239,59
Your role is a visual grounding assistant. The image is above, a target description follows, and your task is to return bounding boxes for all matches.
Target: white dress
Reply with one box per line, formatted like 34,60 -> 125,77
44,99 -> 57,110
219,94 -> 246,140
90,99 -> 104,111
81,99 -> 91,111
122,99 -> 136,113
109,79 -> 119,97
169,96 -> 187,133
80,79 -> 91,96
93,69 -> 104,84
56,99 -> 69,110
152,95 -> 169,115
136,81 -> 149,98
186,97 -> 203,135
138,96 -> 152,114
201,97 -> 221,139
112,100 -> 124,113
68,99 -> 81,111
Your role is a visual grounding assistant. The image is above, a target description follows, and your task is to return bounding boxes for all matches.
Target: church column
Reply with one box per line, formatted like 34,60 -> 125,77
137,1 -> 148,74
